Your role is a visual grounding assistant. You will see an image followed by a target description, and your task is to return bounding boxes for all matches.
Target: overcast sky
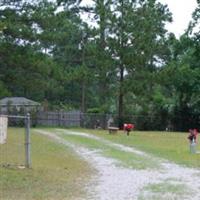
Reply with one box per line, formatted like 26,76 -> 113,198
82,0 -> 198,38
158,0 -> 197,37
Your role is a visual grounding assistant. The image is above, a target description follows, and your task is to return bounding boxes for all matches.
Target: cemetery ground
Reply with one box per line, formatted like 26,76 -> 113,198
0,128 -> 200,200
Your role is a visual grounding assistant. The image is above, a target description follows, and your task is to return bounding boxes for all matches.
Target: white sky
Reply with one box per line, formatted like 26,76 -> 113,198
82,0 -> 198,38
158,0 -> 197,37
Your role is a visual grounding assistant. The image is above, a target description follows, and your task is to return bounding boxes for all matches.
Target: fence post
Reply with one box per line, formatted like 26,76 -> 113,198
25,113 -> 31,168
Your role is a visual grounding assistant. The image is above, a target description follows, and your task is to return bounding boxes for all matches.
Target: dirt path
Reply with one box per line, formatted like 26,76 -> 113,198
36,129 -> 200,200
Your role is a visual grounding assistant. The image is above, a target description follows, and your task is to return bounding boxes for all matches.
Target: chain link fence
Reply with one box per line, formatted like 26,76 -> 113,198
1,111 -> 196,132
35,112 -> 199,131
0,114 -> 31,168
32,111 -> 173,131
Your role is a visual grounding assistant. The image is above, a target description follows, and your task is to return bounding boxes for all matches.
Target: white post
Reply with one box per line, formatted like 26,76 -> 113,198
0,116 -> 8,144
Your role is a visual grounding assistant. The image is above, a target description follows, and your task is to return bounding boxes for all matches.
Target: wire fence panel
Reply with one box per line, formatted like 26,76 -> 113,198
0,128 -> 25,168
36,111 -> 81,127
0,114 -> 30,168
35,112 -> 112,129
32,112 -> 173,131
2,110 -> 194,131
1,107 -> 199,131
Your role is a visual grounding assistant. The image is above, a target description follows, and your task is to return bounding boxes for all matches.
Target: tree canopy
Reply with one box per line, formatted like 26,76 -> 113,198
0,0 -> 199,130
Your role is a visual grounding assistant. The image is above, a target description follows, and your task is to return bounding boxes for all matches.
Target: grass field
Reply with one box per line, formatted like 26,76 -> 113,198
1,127 -> 200,200
56,130 -> 160,170
69,128 -> 200,168
0,128 -> 92,200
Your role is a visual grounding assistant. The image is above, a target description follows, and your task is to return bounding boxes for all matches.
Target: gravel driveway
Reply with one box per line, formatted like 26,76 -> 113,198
36,129 -> 200,200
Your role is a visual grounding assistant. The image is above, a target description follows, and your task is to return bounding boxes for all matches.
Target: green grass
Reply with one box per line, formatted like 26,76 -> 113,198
0,128 -> 25,165
1,127 -> 200,199
0,128 -> 92,200
54,131 -> 160,170
68,128 -> 200,168
138,180 -> 191,200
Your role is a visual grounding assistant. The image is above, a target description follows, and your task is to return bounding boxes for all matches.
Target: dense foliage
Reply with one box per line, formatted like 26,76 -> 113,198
0,0 -> 199,130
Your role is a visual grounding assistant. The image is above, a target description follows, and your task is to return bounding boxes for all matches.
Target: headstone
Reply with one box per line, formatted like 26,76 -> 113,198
190,140 -> 196,154
0,116 -> 8,144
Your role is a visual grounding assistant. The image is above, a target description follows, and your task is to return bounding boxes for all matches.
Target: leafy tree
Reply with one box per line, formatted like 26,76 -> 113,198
81,0 -> 116,113
155,3 -> 200,131
106,0 -> 172,126
0,0 -> 62,102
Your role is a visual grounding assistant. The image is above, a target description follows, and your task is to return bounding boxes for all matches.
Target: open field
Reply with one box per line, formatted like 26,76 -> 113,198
0,128 -> 92,200
69,128 -> 200,168
1,127 -> 200,200
40,128 -> 200,200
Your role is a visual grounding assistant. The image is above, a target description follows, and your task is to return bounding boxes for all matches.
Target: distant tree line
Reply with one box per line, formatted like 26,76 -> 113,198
0,0 -> 199,130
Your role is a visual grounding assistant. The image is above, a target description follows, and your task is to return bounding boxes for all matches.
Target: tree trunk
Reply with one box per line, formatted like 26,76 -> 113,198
81,81 -> 86,113
118,0 -> 125,128
118,66 -> 124,128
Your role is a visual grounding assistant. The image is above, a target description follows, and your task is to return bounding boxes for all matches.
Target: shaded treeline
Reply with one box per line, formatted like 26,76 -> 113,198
0,0 -> 200,131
